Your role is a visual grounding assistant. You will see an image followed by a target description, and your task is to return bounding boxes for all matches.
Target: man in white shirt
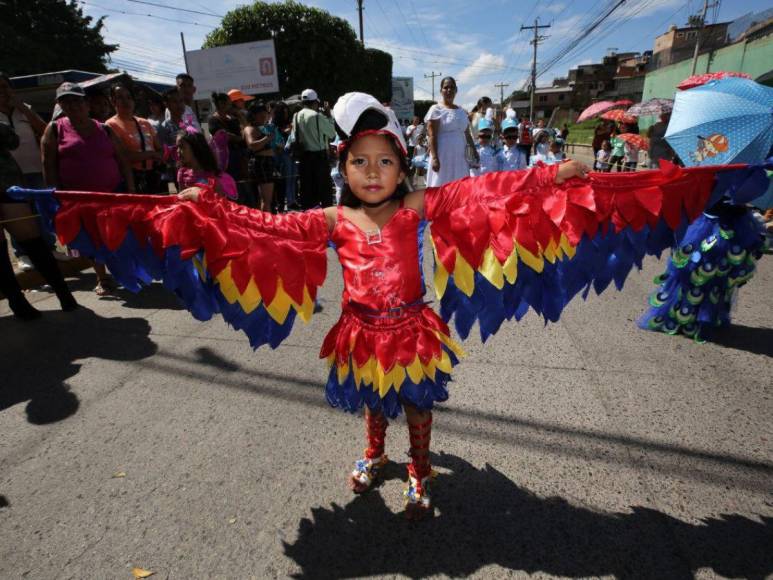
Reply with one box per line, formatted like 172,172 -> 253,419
405,115 -> 423,159
165,72 -> 201,131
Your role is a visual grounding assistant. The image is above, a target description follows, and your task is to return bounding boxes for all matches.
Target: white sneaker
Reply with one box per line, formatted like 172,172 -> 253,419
17,255 -> 34,271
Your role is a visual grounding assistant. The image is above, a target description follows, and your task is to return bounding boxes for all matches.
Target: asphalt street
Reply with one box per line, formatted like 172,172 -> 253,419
1,241 -> 771,579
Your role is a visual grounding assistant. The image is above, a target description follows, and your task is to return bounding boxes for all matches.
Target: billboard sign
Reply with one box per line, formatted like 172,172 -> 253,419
185,40 -> 279,95
391,77 -> 414,122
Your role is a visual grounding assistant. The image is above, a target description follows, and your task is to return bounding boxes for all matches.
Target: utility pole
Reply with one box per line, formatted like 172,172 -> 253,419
494,82 -> 509,109
521,18 -> 550,122
424,71 -> 441,101
690,0 -> 720,75
356,0 -> 364,45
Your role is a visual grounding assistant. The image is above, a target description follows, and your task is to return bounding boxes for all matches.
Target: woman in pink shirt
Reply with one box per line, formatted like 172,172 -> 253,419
41,82 -> 134,295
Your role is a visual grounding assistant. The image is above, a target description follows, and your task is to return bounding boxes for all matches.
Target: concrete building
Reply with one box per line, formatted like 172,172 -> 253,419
651,23 -> 730,69
639,27 -> 772,130
533,86 -> 574,119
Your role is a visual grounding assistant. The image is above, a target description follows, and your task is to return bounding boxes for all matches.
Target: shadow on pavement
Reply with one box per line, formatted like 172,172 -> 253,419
146,350 -> 773,491
0,306 -> 157,424
62,275 -> 184,311
284,453 -> 772,580
711,324 -> 773,358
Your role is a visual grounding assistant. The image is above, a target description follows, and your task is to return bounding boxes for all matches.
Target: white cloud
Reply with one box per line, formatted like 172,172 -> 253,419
457,53 -> 507,84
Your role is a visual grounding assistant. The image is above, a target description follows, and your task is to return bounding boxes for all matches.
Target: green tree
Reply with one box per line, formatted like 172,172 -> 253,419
204,1 -> 392,102
0,0 -> 116,76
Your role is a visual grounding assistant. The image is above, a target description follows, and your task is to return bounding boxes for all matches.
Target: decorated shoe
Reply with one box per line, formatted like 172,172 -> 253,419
349,455 -> 388,494
404,465 -> 436,519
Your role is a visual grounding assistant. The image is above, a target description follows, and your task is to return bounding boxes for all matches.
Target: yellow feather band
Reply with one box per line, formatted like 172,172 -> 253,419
328,331 -> 465,397
431,234 -> 577,298
193,255 -> 315,324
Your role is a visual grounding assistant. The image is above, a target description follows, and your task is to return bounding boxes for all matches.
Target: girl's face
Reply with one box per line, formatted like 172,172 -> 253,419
176,137 -> 195,168
478,130 -> 492,145
343,134 -> 405,206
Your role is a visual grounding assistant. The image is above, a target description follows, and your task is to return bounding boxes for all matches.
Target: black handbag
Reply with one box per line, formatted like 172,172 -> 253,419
289,112 -> 304,159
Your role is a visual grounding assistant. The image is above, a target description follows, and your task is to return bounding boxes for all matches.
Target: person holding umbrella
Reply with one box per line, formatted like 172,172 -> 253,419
647,112 -> 674,168
639,77 -> 772,342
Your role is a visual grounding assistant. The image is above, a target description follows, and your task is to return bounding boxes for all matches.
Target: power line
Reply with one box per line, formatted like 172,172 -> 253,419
79,0 -> 216,28
407,0 -> 431,51
372,41 -> 529,72
542,0 -> 661,77
124,0 -> 223,18
392,0 -> 422,50
113,43 -> 184,64
535,0 -> 628,80
373,0 -> 408,46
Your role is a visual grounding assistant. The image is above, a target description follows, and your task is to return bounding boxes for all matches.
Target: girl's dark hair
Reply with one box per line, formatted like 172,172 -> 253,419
109,83 -> 133,100
246,101 -> 268,125
440,76 -> 457,90
177,130 -> 220,175
0,72 -> 11,85
271,101 -> 290,126
476,96 -> 492,111
163,87 -> 180,102
338,109 -> 410,208
211,92 -> 229,107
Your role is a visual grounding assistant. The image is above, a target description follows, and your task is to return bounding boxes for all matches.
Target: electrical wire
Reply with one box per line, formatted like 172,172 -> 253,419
78,0 -> 216,28
392,0 -> 422,50
535,0 -> 631,79
124,0 -> 223,18
541,0 -> 662,76
407,0 -> 432,51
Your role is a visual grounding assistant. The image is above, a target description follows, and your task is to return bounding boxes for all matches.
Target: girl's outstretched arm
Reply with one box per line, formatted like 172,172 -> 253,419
402,159 -> 590,220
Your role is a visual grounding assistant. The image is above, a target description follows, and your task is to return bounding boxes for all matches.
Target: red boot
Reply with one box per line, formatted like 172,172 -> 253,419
404,413 -> 434,520
349,409 -> 389,493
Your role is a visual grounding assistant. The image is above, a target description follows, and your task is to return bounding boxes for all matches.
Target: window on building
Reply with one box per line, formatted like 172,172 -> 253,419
538,95 -> 547,103
687,31 -> 697,39
676,31 -> 684,38
558,94 -> 565,101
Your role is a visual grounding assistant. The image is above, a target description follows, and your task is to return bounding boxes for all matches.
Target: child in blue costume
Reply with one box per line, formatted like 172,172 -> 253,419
469,118 -> 501,177
500,115 -> 528,171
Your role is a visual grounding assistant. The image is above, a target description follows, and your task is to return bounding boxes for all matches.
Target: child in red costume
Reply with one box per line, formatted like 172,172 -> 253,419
180,93 -> 590,519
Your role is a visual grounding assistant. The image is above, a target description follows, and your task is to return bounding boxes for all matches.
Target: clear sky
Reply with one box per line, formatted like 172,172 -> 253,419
79,0 -> 773,108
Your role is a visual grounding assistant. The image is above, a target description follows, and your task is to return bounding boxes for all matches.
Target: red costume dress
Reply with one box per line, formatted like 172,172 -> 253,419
322,203 -> 463,417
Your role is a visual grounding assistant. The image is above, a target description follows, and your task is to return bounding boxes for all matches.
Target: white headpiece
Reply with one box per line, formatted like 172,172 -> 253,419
332,92 -> 408,155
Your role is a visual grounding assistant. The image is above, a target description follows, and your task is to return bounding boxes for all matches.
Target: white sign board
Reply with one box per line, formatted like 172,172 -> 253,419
185,40 -> 279,95
391,77 -> 414,122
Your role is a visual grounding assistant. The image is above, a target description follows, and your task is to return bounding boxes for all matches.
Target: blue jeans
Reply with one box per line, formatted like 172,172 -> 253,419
11,173 -> 55,256
275,151 -> 297,207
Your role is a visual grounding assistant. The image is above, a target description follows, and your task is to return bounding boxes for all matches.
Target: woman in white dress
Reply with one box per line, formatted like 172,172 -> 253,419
424,77 -> 478,187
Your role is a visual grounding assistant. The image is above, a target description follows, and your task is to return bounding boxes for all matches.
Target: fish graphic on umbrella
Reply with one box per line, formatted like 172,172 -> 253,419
691,133 -> 729,163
